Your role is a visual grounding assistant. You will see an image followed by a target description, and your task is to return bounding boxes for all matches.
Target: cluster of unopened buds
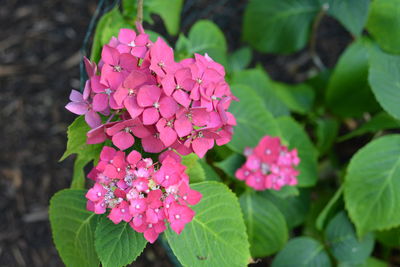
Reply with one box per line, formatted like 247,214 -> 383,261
235,136 -> 300,191
66,24 -> 236,158
86,146 -> 201,243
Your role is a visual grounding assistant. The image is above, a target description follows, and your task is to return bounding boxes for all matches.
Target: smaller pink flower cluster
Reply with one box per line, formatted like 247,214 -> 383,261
66,26 -> 236,158
86,146 -> 202,243
235,136 -> 300,191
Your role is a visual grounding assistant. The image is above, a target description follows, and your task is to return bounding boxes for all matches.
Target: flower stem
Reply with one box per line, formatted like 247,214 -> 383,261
137,0 -> 143,24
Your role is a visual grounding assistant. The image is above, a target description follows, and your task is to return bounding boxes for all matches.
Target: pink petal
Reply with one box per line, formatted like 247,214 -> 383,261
85,110 -> 102,128
125,97 -> 144,119
160,127 -> 177,147
142,107 -> 160,125
113,86 -> 128,106
174,116 -> 192,137
118,28 -> 137,44
137,85 -> 161,107
69,90 -> 83,102
119,53 -> 137,71
142,135 -> 165,153
131,46 -> 148,58
65,102 -> 88,115
161,74 -> 176,96
159,96 -> 178,118
92,94 -> 108,112
100,146 -> 116,162
127,150 -> 142,165
192,138 -> 213,158
112,131 -> 135,150
101,45 -> 119,65
173,90 -> 191,107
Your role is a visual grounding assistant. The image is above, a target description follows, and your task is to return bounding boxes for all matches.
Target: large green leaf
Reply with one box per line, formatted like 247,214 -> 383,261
227,47 -> 253,74
187,20 -> 227,66
231,69 -> 289,117
243,0 -> 320,54
321,0 -> 369,37
344,135 -> 400,236
49,189 -> 99,267
272,81 -> 315,115
181,154 -> 206,183
369,48 -> 400,120
147,0 -> 183,36
165,181 -> 251,267
367,0 -> 400,54
60,116 -> 103,189
276,117 -> 318,187
262,189 -> 310,229
272,237 -> 331,267
326,38 -> 379,117
339,112 -> 400,142
90,8 -> 131,63
325,211 -> 374,264
228,84 -> 281,153
95,217 -> 147,267
239,192 -> 288,258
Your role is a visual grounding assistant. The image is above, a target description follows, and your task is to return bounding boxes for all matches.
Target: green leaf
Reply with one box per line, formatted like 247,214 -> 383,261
276,117 -> 318,187
232,69 -> 289,117
367,0 -> 400,54
316,186 -> 344,231
315,117 -> 339,155
198,159 -> 221,182
165,181 -> 251,267
322,0 -> 369,37
338,257 -> 389,267
239,192 -> 288,257
268,185 -> 300,199
369,48 -> 400,120
344,135 -> 400,237
326,38 -> 379,117
214,153 -> 245,179
272,81 -> 315,114
339,112 -> 400,142
95,217 -> 147,267
147,0 -> 183,36
228,84 -> 281,153
187,20 -> 227,66
243,0 -> 320,54
49,189 -> 99,267
262,189 -> 310,229
375,226 -> 400,247
60,116 -> 103,189
227,47 -> 252,73
272,237 -> 331,267
325,211 -> 374,264
181,154 -> 206,183
90,8 -> 131,63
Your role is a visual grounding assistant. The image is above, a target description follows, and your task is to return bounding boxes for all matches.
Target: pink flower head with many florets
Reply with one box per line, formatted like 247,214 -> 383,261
65,26 -> 236,159
86,146 -> 202,243
235,136 -> 300,191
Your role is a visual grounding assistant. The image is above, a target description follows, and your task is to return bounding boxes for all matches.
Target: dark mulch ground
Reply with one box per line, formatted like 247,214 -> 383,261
0,0 -> 351,266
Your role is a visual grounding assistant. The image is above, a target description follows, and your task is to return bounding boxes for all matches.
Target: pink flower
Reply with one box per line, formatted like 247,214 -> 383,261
100,45 -> 137,89
116,28 -> 149,58
235,135 -> 300,191
168,202 -> 195,234
108,201 -> 132,224
161,67 -> 195,107
137,85 -> 178,125
113,70 -> 155,119
106,119 -> 150,150
149,38 -> 176,77
65,85 -> 101,128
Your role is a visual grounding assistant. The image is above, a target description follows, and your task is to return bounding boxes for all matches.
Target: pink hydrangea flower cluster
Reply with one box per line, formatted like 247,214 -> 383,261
66,26 -> 236,158
86,146 -> 202,243
235,136 -> 300,191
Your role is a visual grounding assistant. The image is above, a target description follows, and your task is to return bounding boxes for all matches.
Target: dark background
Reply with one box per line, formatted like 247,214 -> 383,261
0,0 -> 350,266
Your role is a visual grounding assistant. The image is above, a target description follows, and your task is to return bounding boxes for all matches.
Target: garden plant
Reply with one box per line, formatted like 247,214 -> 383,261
50,0 -> 400,266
